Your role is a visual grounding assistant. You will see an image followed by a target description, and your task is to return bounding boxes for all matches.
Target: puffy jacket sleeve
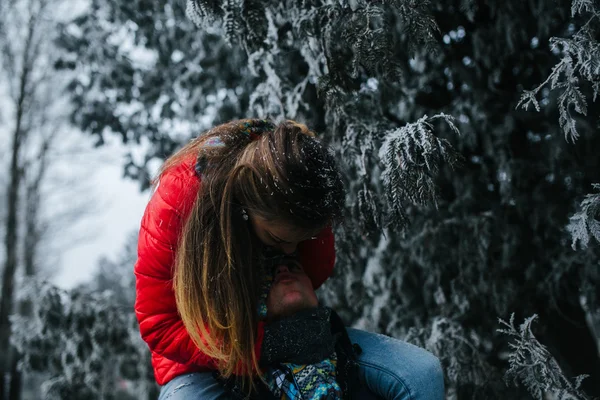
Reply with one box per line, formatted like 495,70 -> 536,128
297,226 -> 336,290
134,159 -> 265,368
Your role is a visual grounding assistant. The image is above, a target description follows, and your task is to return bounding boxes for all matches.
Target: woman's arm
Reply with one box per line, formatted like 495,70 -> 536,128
134,160 -> 265,367
297,226 -> 336,289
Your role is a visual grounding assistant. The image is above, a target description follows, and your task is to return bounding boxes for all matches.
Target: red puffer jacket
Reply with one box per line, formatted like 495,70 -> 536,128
134,156 -> 337,385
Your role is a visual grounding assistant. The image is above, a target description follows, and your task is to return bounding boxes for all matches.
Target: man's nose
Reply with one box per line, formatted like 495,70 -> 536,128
275,264 -> 290,275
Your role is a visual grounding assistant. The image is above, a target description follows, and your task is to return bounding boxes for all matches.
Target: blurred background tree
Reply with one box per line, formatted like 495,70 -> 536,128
0,0 -> 101,398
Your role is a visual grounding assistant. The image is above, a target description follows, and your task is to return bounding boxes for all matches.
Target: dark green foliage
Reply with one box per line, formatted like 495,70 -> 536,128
498,314 -> 591,400
406,317 -> 507,399
54,0 -> 254,190
379,114 -> 463,227
517,3 -> 600,142
11,281 -> 156,400
567,183 -> 600,249
186,0 -> 223,25
241,0 -> 267,52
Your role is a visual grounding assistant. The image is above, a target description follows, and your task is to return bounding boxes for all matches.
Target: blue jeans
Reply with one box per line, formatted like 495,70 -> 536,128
346,328 -> 444,400
158,329 -> 444,400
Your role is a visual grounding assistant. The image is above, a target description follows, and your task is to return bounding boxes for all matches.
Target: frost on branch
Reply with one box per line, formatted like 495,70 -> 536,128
567,183 -> 600,250
379,114 -> 463,228
517,0 -> 600,142
11,281 -> 153,400
185,0 -> 439,118
498,314 -> 590,400
405,317 -> 493,390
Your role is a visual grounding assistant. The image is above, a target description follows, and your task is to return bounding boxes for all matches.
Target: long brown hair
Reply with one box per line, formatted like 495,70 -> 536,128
166,119 -> 344,391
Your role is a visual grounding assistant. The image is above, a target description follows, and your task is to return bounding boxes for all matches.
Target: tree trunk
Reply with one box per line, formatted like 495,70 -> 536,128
0,7 -> 35,398
6,138 -> 49,400
7,352 -> 20,400
0,86 -> 25,400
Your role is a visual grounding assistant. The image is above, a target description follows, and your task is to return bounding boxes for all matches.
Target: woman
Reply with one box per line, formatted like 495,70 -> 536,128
134,119 -> 444,399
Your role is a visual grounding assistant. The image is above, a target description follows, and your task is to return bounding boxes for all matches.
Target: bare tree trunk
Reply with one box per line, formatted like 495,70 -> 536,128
0,73 -> 26,400
7,134 -> 51,400
0,6 -> 37,399
7,356 -> 20,400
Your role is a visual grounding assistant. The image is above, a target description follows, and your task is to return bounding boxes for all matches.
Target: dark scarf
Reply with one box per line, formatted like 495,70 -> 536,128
215,307 -> 362,400
261,306 -> 342,399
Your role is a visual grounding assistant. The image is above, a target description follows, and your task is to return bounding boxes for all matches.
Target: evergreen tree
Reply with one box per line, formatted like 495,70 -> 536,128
498,314 -> 591,400
0,0 -> 100,397
53,0 -> 255,190
11,280 -> 157,400
53,0 -> 600,398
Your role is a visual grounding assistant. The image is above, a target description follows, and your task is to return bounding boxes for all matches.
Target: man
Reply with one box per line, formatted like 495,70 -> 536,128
266,259 -> 319,318
218,257 -> 365,399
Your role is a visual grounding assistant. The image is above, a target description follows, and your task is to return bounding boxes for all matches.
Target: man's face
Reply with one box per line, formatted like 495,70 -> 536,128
266,258 -> 318,318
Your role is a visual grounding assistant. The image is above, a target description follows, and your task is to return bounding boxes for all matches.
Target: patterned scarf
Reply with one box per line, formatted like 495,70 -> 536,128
257,262 -> 342,400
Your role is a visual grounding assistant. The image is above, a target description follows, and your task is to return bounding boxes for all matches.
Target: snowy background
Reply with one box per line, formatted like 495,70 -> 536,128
54,141 -> 148,289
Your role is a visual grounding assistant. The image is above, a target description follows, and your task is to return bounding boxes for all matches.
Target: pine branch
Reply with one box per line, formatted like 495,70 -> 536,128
11,280 -> 149,399
183,0 -> 440,114
378,114 -> 463,228
517,0 -> 600,142
572,0 -> 595,17
185,0 -> 223,28
566,183 -> 600,250
497,314 -> 591,400
405,317 -> 492,388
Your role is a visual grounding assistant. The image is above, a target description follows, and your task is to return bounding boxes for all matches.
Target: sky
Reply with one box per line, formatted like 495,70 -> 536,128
0,0 -> 153,290
52,141 -> 151,289
0,0 -> 176,290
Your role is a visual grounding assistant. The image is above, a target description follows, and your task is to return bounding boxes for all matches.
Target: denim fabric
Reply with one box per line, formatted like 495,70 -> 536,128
158,372 -> 230,400
347,329 -> 445,400
157,329 -> 445,400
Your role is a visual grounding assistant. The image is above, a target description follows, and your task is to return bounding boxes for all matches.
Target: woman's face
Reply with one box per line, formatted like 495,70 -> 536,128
249,214 -> 317,255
